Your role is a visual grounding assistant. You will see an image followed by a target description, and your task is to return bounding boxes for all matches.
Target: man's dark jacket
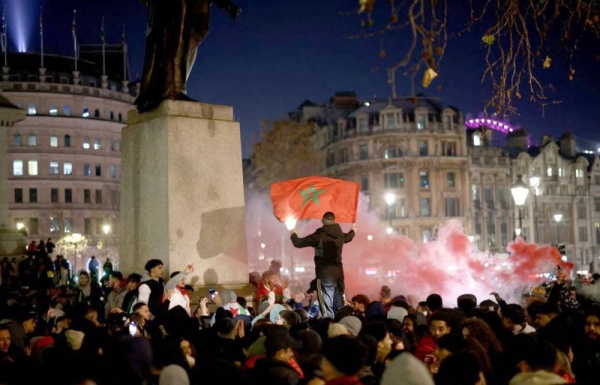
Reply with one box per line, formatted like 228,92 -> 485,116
290,224 -> 354,280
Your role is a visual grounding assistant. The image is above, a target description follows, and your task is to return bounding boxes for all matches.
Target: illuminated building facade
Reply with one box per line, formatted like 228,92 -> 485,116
2,52 -> 134,267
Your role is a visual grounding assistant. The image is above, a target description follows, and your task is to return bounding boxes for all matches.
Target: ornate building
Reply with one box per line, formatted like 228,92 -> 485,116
292,92 -> 470,242
2,52 -> 134,269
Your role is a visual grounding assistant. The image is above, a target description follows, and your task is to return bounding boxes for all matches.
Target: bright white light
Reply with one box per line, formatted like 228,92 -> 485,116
515,228 -> 522,236
260,243 -> 265,249
385,192 -> 396,206
294,266 -> 306,273
102,224 -> 111,235
258,254 -> 264,260
386,227 -> 393,234
484,263 -> 489,268
554,213 -> 563,223
16,222 -> 24,230
364,102 -> 370,106
285,219 -> 297,230
82,111 -> 90,118
467,235 -> 475,243
365,268 -> 377,275
561,256 -> 568,262
367,235 -> 373,241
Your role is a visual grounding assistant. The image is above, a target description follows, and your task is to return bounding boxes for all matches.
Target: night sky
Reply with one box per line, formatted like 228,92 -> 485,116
9,0 -> 600,157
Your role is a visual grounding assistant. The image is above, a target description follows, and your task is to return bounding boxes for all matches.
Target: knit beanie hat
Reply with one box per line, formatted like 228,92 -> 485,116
387,306 -> 408,322
65,329 -> 85,351
327,323 -> 349,338
159,364 -> 190,385
508,370 -> 567,385
338,315 -> 362,337
381,352 -> 435,385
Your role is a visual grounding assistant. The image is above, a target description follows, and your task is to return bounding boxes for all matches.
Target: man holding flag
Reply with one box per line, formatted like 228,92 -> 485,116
290,212 -> 355,319
270,176 -> 359,319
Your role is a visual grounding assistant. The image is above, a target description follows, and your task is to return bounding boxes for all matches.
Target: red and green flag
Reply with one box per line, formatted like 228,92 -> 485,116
270,176 -> 359,223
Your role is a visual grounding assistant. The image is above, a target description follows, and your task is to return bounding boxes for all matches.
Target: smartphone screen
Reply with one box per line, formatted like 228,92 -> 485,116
129,321 -> 137,336
209,287 -> 216,300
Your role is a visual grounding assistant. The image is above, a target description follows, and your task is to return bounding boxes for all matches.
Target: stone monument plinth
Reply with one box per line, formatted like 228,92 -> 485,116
120,101 -> 248,290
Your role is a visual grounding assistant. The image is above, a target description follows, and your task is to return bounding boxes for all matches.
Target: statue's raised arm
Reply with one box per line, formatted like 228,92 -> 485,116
135,0 -> 241,113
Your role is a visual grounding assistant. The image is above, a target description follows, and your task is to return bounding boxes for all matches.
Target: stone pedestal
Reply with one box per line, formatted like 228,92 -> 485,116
120,100 -> 248,288
38,68 -> 47,82
101,75 -> 109,89
2,67 -> 9,81
72,70 -> 80,85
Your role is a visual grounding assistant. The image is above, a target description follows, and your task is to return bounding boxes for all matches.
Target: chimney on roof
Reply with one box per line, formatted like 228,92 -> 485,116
331,91 -> 358,110
506,128 -> 529,151
540,135 -> 554,147
559,133 -> 576,157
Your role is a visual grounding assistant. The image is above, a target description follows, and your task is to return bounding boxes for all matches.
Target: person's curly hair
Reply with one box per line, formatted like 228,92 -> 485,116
461,317 -> 503,357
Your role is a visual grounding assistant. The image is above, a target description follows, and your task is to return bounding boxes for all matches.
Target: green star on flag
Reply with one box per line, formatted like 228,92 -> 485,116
300,184 -> 326,207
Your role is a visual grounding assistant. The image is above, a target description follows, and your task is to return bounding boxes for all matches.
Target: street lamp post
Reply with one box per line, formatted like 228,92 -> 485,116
385,193 -> 396,234
529,176 -> 540,243
511,174 -> 529,239
102,224 -> 111,258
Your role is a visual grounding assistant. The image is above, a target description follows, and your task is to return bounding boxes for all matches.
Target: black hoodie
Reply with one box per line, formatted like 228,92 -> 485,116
291,223 -> 354,279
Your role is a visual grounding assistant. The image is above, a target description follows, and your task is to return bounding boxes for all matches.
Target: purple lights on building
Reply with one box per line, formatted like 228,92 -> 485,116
465,117 -> 515,134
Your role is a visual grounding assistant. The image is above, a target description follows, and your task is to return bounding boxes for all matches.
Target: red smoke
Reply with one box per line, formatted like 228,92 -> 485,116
246,193 -> 563,306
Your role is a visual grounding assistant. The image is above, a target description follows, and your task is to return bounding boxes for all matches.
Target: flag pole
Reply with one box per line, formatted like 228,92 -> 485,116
121,23 -> 127,81
2,1 -> 7,67
101,17 -> 105,76
39,6 -> 44,68
72,9 -> 77,71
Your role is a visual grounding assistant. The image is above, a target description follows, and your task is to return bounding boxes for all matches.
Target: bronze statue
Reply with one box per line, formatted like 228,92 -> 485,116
135,0 -> 241,113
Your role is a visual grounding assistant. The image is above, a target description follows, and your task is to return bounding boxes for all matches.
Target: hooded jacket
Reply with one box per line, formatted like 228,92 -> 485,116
291,224 -> 354,280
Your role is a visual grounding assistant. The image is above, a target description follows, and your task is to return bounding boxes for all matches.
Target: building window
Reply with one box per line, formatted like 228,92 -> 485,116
49,161 -> 59,175
29,218 -> 38,235
595,175 -> 600,185
445,198 -> 459,216
595,197 -> 600,212
94,109 -> 100,118
84,218 -> 92,235
110,111 -> 115,120
84,189 -> 91,203
384,172 -> 405,189
443,142 -> 457,156
578,201 -> 587,219
473,133 -> 482,146
416,115 -> 426,130
596,222 -> 600,245
423,228 -> 432,242
118,113 -> 123,122
359,144 -> 368,160
28,160 -> 38,176
13,160 -> 23,176
49,105 -> 58,115
418,140 -> 428,156
64,134 -> 71,147
110,164 -> 116,178
13,133 -> 22,146
576,169 -> 584,178
94,138 -> 101,150
65,189 -> 72,203
64,218 -> 73,233
51,188 -> 59,203
447,172 -> 455,188
399,199 -> 406,218
487,216 -> 496,247
385,113 -> 397,129
50,135 -> 58,147
110,139 -> 116,151
420,198 -> 431,217
484,186 -> 494,205
443,115 -> 452,130
547,167 -> 553,177
14,188 -> 23,203
96,189 -> 103,204
28,134 -> 37,146
383,146 -> 400,159
50,217 -> 60,234
361,175 -> 369,191
95,164 -> 102,176
420,171 -> 430,188
82,107 -> 90,118
29,188 -> 37,203
83,163 -> 91,176
63,106 -> 71,116
27,103 -> 36,115
339,148 -> 348,163
579,226 -> 588,242
83,137 -> 90,149
64,162 -> 73,176
358,118 -> 368,133
95,218 -> 104,234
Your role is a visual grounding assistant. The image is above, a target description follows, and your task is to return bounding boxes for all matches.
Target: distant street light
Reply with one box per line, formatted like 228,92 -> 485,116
511,174 -> 529,238
385,192 -> 396,234
529,176 -> 540,242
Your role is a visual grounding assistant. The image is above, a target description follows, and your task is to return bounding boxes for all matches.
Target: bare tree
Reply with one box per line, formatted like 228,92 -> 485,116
354,0 -> 600,116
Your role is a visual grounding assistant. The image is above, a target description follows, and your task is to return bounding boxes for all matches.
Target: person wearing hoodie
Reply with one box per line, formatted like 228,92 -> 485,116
290,211 -> 355,319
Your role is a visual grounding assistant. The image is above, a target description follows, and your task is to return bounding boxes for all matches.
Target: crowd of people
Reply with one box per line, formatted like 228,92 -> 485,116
0,211 -> 598,385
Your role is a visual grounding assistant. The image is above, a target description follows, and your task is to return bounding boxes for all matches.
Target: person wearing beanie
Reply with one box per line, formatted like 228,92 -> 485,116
165,265 -> 194,316
339,315 -> 362,337
387,306 -> 408,323
65,329 -> 85,351
321,335 -> 367,385
328,323 -> 350,338
159,364 -> 190,385
290,211 -> 356,319
381,351 -> 435,385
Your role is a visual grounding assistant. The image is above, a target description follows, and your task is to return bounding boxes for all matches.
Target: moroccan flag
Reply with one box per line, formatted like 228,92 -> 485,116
270,176 -> 359,223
